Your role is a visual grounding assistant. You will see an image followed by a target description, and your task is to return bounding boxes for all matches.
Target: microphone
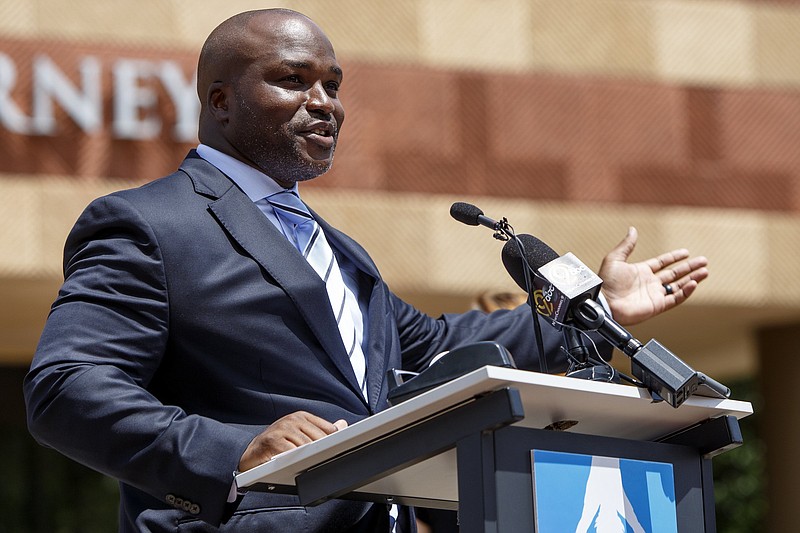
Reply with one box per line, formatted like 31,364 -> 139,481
502,235 -> 649,355
450,202 -> 500,229
449,204 -> 547,373
501,234 -> 603,331
500,235 -> 729,407
501,233 -> 559,277
502,234 -> 615,381
450,202 -> 512,241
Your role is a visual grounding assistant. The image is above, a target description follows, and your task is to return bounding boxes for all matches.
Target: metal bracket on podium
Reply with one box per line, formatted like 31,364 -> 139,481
295,387 -> 524,507
657,414 -> 744,458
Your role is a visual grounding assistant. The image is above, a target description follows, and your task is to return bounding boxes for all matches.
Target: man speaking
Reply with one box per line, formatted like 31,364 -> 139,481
23,8 -> 708,532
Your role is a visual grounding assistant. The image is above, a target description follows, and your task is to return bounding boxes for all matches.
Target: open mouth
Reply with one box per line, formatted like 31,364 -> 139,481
301,126 -> 335,150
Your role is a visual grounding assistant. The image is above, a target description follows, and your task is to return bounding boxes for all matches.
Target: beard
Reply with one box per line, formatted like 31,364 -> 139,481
232,95 -> 338,184
261,122 -> 337,183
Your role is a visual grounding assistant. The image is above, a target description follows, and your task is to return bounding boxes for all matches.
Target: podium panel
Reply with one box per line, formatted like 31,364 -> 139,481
457,425 -> 713,532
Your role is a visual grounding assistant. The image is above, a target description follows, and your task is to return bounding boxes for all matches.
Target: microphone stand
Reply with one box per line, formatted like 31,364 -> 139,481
562,326 -> 618,382
493,223 -> 549,375
520,242 -> 549,375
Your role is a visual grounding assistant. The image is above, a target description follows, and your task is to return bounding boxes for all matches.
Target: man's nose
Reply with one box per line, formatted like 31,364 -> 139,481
305,81 -> 335,114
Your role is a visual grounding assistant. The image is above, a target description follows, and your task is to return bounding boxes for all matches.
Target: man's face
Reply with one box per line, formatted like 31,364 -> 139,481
222,17 -> 345,185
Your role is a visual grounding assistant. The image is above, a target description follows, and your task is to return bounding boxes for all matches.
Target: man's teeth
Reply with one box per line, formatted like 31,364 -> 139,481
310,128 -> 329,136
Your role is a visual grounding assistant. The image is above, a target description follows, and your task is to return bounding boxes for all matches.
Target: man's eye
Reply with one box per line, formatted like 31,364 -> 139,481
284,75 -> 302,84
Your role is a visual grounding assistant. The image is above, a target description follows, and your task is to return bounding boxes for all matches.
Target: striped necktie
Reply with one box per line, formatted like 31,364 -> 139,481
266,191 -> 367,396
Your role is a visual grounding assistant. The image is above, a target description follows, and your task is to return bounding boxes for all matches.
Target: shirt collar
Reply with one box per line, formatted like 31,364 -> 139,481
196,144 -> 298,200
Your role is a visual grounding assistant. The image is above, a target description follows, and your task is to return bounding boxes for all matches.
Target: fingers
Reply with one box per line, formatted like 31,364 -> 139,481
663,279 -> 698,310
680,280 -> 699,300
642,241 -> 708,314
656,255 -> 708,283
238,411 -> 347,472
661,271 -> 707,314
606,226 -> 638,262
657,260 -> 709,300
646,248 -> 690,273
275,411 -> 342,445
647,243 -> 708,307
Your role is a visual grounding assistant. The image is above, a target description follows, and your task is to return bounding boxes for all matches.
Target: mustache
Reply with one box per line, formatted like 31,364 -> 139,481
294,117 -> 338,137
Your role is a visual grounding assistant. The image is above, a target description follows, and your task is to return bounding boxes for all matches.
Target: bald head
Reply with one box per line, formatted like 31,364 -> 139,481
197,9 -> 323,114
195,9 -> 345,185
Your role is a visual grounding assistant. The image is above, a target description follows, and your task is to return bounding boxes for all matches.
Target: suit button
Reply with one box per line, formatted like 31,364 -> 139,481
165,493 -> 198,514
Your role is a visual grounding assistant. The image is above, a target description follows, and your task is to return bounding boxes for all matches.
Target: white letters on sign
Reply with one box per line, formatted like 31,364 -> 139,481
0,51 -> 198,142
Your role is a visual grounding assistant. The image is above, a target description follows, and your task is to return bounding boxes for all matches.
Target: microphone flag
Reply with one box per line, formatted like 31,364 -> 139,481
533,252 -> 603,328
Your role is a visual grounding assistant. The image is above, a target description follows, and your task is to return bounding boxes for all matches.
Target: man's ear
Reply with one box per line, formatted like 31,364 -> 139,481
207,82 -> 230,124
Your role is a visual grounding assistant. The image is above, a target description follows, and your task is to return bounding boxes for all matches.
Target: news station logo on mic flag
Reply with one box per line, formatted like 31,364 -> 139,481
532,253 -> 603,327
531,450 -> 678,533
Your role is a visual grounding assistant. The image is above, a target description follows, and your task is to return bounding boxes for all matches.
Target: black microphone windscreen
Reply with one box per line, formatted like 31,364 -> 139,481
450,202 -> 484,226
501,234 -> 560,290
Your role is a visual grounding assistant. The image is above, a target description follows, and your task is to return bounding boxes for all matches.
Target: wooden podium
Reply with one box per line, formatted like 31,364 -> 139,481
235,366 -> 752,532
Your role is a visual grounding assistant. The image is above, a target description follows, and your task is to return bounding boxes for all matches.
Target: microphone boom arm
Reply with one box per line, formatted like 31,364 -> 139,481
572,299 -> 643,357
571,298 -> 730,407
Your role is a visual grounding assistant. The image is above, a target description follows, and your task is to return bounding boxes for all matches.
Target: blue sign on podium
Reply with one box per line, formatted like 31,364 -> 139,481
532,450 -> 678,533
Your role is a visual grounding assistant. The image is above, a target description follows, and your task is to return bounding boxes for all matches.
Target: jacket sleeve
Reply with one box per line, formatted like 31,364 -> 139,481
23,194 -> 256,526
390,292 -> 613,374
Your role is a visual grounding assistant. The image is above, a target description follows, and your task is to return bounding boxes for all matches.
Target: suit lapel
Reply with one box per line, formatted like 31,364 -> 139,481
364,280 -> 393,409
181,153 -> 366,400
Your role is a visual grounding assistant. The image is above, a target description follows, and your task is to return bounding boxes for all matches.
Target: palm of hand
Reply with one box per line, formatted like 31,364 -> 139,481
597,227 -> 708,327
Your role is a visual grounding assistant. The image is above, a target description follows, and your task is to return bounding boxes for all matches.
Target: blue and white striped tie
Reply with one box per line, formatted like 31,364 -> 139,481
267,191 -> 367,397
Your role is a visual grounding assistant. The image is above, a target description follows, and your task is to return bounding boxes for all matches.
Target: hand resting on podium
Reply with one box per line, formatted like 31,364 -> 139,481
239,411 -> 349,472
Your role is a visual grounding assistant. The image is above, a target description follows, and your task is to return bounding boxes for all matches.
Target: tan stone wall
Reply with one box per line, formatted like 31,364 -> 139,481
5,0 -> 800,86
3,0 -> 800,377
3,38 -> 800,210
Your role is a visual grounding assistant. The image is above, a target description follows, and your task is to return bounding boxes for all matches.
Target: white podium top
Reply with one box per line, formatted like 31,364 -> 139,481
236,366 -> 752,504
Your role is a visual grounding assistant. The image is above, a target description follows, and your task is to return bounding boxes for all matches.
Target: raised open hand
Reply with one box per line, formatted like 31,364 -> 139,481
598,227 -> 709,326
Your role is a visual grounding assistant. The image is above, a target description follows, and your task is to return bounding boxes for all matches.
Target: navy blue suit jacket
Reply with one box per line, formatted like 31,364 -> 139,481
24,152 -> 585,531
